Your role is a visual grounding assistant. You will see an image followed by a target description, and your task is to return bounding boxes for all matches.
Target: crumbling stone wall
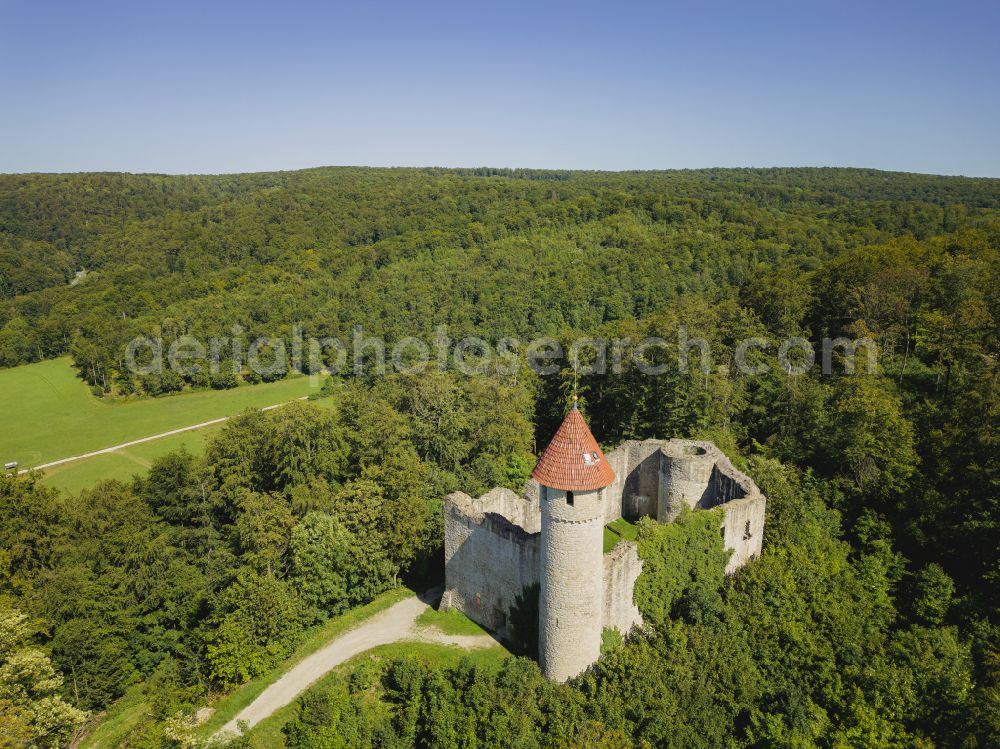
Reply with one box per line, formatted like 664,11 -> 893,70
603,540 -> 643,635
703,446 -> 767,573
658,441 -> 718,519
441,488 -> 540,632
600,440 -> 666,523
721,495 -> 765,573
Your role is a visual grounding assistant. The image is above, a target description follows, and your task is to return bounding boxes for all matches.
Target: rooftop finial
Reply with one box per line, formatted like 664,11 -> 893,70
572,359 -> 579,409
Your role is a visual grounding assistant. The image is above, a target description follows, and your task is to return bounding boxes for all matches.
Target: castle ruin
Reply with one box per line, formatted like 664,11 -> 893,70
441,405 -> 766,681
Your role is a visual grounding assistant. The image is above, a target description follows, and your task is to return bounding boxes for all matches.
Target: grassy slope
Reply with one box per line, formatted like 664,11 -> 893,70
415,606 -> 488,636
39,421 -> 226,493
603,517 -> 639,552
40,396 -> 338,493
80,587 -> 416,749
77,685 -> 150,749
194,586 -> 415,740
609,517 -> 639,540
0,356 -> 327,474
241,642 -> 511,749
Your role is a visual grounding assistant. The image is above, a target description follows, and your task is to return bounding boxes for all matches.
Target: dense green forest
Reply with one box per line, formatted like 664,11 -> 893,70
1,167 -> 999,747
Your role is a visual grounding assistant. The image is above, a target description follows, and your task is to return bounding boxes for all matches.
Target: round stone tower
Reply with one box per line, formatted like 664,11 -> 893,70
658,440 -> 716,521
531,402 -> 616,682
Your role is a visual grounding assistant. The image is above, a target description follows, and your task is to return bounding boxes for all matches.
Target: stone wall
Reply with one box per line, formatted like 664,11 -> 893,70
702,446 -> 767,573
442,488 -> 540,632
601,440 -> 668,523
602,540 -> 643,634
720,495 -> 766,573
601,446 -> 631,522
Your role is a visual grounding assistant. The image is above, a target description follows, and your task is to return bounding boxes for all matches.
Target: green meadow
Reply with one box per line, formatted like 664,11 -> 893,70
603,517 -> 639,552
415,606 -> 488,636
38,422 -> 227,494
0,357 -> 328,490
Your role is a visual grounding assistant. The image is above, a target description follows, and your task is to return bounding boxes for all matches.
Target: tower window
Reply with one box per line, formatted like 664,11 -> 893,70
743,520 -> 752,540
566,491 -> 574,506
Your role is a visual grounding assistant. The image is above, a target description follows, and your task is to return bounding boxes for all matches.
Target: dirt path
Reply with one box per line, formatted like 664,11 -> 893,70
16,397 -> 308,476
214,590 -> 497,738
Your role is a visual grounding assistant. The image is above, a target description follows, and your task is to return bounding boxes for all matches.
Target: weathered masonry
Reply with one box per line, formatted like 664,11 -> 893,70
442,404 -> 766,681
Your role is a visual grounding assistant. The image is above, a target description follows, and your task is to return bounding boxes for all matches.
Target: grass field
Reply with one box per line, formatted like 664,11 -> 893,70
415,606 -> 488,636
40,396 -> 338,493
39,422 -> 227,493
604,517 -> 640,552
240,641 -> 511,748
0,357 -> 329,488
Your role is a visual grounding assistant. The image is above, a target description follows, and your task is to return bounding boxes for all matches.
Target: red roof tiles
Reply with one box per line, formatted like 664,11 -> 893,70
531,406 -> 616,491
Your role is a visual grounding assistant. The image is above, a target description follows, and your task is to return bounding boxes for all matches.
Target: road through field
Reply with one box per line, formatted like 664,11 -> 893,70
17,396 -> 308,476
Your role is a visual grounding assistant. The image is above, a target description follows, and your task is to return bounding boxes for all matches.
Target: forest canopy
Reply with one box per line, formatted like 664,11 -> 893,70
1,167 -> 998,747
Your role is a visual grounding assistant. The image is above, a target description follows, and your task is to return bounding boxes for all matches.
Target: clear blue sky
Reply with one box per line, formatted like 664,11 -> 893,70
1,0 -> 998,176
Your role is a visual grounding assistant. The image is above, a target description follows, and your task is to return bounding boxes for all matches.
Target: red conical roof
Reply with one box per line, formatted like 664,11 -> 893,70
531,406 -> 616,491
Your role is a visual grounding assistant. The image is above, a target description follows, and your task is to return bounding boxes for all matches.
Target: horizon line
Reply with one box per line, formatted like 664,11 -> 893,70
2,164 -> 999,180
